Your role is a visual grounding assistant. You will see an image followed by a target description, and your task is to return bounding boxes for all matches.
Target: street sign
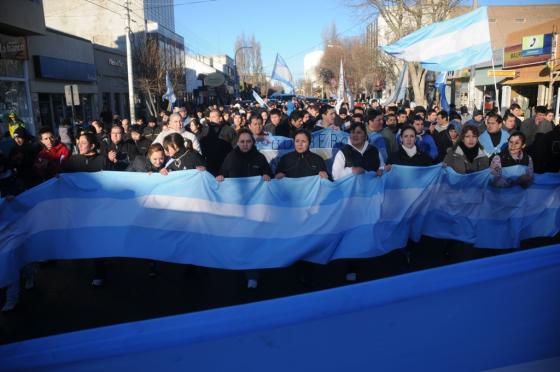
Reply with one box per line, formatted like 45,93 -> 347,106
487,70 -> 517,78
72,84 -> 80,106
64,85 -> 73,106
64,84 -> 81,106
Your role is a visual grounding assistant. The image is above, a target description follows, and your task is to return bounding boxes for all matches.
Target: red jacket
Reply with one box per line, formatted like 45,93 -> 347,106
34,143 -> 71,180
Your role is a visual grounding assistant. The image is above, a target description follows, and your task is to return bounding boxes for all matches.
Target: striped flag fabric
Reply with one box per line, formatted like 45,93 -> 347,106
381,7 -> 492,72
1,165 -> 559,288
271,54 -> 295,94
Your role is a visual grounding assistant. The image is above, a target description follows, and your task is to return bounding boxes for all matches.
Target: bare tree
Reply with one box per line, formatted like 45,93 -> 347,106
133,35 -> 184,116
346,0 -> 461,106
235,33 -> 266,91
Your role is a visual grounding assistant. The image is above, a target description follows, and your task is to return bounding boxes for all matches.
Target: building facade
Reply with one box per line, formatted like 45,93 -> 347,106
0,0 -> 46,135
42,0 -> 185,118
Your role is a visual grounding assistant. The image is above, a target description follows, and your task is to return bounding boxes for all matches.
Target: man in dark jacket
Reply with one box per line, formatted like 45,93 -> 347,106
129,125 -> 151,156
143,116 -> 161,142
100,124 -> 138,171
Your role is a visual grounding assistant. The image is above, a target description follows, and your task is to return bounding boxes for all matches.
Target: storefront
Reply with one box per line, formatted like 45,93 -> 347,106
94,44 -> 128,118
501,18 -> 559,113
27,29 -> 98,131
0,33 -> 34,134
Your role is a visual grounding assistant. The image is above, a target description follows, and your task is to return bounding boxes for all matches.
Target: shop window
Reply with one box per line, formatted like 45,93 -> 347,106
0,59 -> 24,78
0,80 -> 31,132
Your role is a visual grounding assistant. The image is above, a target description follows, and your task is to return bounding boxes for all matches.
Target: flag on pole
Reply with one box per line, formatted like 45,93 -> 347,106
335,60 -> 345,114
252,90 -> 269,109
381,7 -> 492,72
435,72 -> 450,112
345,80 -> 354,111
271,54 -> 295,94
162,71 -> 177,104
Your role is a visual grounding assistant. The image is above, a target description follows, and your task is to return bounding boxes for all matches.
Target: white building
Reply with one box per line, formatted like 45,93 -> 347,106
303,50 -> 324,88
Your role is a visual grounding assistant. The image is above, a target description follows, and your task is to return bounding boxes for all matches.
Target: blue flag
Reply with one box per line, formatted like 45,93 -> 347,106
271,54 -> 295,94
381,7 -> 492,72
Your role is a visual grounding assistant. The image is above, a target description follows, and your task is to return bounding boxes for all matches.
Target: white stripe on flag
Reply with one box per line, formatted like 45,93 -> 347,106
392,20 -> 490,62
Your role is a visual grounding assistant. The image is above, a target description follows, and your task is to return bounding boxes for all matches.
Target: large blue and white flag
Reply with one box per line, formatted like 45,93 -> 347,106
1,167 -> 559,287
271,54 -> 295,94
381,64 -> 408,106
381,7 -> 492,72
162,71 -> 177,104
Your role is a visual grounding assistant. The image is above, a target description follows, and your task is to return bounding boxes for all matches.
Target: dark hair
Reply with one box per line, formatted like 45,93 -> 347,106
352,113 -> 364,123
269,108 -> 282,117
509,131 -> 526,145
188,117 -> 203,132
397,109 -> 407,116
412,115 -> 424,123
249,113 -> 262,124
460,125 -> 479,140
366,109 -> 383,123
290,110 -> 304,122
400,125 -> 416,137
510,103 -> 521,110
147,143 -> 165,157
163,132 -> 191,152
110,124 -> 123,134
237,128 -> 255,145
38,127 -> 54,137
486,112 -> 503,124
319,104 -> 334,117
437,110 -> 449,120
147,116 -> 157,124
349,121 -> 367,134
293,128 -> 311,142
535,106 -> 547,114
339,107 -> 348,115
79,131 -> 99,150
450,112 -> 461,122
503,112 -> 516,122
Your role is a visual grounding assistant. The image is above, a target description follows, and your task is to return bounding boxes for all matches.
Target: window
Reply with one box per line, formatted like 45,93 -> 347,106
515,18 -> 526,23
488,18 -> 496,23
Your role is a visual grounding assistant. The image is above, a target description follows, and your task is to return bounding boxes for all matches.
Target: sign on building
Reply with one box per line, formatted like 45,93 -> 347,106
521,33 -> 553,57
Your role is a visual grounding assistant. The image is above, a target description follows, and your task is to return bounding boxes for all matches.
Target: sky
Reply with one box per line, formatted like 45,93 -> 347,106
174,0 -> 560,80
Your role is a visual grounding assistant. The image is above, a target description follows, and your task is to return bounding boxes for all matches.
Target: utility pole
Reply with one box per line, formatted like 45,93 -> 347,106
125,0 -> 136,123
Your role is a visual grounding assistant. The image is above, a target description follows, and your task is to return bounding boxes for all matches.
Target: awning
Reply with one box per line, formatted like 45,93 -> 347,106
501,64 -> 551,86
474,67 -> 506,86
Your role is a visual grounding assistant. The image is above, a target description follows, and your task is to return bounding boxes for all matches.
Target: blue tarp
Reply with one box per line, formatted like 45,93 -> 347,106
1,244 -> 559,371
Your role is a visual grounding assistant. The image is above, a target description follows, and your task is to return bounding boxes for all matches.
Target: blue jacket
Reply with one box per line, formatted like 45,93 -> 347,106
479,129 -> 509,157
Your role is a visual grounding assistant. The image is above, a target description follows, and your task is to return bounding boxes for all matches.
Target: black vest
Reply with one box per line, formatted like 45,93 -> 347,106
499,149 -> 529,167
341,144 -> 380,171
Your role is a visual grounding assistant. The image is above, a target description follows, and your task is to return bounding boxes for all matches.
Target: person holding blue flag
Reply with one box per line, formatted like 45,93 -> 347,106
275,129 -> 328,180
478,113 -> 510,158
387,126 -> 432,167
490,132 -> 534,189
216,128 -> 272,289
332,122 -> 384,181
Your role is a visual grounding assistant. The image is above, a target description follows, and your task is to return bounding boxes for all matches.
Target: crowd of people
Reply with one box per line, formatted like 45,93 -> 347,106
1,98 -> 559,311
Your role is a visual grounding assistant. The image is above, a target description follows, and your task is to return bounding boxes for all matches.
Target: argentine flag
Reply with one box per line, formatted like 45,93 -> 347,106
271,54 -> 295,94
381,7 -> 492,72
162,71 -> 177,104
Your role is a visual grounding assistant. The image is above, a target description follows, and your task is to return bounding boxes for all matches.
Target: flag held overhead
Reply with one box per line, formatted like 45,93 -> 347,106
271,53 -> 295,94
381,7 -> 492,72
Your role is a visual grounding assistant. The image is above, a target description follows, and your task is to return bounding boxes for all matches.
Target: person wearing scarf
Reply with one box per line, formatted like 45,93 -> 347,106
443,126 -> 489,174
387,126 -> 433,166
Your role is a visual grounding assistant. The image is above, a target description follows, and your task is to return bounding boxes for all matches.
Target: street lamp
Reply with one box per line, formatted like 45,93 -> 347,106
234,46 -> 253,99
